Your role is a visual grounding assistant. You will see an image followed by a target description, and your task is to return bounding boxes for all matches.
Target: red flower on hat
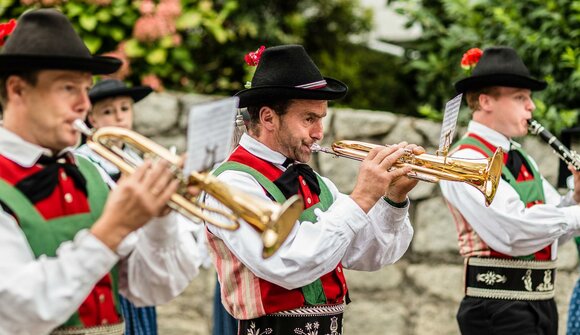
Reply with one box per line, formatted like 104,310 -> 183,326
244,45 -> 265,66
0,19 -> 17,47
461,48 -> 483,73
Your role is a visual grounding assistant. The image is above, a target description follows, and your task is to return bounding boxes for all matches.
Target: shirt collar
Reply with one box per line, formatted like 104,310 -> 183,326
0,127 -> 75,167
466,120 -> 517,151
237,133 -> 290,170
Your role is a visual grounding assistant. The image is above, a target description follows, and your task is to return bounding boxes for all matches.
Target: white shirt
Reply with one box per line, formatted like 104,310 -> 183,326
206,133 -> 414,290
0,127 -> 201,335
440,121 -> 580,259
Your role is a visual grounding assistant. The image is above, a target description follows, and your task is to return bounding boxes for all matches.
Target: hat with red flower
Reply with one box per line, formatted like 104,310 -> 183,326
235,45 -> 348,108
454,46 -> 546,93
0,9 -> 120,75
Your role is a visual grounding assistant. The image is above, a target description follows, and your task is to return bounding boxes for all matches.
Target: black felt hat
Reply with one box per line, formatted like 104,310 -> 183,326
454,46 -> 546,93
0,9 -> 121,75
89,79 -> 153,105
235,45 -> 348,108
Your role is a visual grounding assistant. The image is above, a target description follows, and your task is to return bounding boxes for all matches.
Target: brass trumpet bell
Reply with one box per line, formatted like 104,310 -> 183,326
313,140 -> 503,206
74,120 -> 303,258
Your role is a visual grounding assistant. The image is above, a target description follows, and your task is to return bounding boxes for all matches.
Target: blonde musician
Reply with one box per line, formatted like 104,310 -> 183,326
0,10 -> 200,335
203,44 -> 423,334
440,46 -> 580,334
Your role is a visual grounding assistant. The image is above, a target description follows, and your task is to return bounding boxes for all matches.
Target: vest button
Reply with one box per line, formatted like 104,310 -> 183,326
99,294 -> 105,303
337,267 -> 341,273
64,193 -> 73,203
302,180 -> 307,186
61,171 -> 67,180
306,198 -> 312,204
101,319 -> 108,325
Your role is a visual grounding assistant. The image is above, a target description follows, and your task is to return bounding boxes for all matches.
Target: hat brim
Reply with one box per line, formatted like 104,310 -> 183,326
455,73 -> 547,93
0,54 -> 121,75
90,86 -> 153,104
235,77 -> 347,108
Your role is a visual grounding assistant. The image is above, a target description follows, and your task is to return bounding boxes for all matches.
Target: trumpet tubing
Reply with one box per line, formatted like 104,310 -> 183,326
312,140 -> 503,206
74,120 -> 303,258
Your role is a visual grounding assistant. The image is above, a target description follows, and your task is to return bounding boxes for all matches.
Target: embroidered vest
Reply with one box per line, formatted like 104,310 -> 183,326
206,146 -> 348,319
0,155 -> 121,328
447,134 -> 551,260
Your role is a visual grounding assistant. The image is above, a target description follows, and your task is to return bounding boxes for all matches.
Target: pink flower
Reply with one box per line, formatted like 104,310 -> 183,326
133,16 -> 162,42
139,0 -> 156,15
157,0 -> 181,19
461,48 -> 483,72
244,45 -> 265,66
142,74 -> 164,92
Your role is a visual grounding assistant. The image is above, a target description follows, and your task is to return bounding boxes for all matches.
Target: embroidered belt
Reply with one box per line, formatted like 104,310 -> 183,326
269,303 -> 345,317
465,257 -> 556,301
50,322 -> 124,335
240,304 -> 344,335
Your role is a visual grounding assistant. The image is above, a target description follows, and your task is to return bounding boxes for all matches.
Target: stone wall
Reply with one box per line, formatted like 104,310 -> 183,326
132,93 -> 580,335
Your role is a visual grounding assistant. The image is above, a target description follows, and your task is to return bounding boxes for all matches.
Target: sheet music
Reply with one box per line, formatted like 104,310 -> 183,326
184,97 -> 238,174
438,93 -> 463,154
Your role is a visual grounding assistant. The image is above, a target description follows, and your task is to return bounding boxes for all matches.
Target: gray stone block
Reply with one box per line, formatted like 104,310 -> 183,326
413,197 -> 457,254
333,109 -> 398,139
133,92 -> 180,136
406,264 -> 464,303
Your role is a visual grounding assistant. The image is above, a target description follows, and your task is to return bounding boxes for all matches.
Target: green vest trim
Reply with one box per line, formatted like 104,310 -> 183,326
454,137 -> 546,260
213,161 -> 333,305
0,155 -> 119,327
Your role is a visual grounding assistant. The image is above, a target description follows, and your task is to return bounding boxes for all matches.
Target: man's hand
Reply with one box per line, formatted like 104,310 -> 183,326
91,159 -> 180,251
568,165 -> 580,203
385,142 -> 425,203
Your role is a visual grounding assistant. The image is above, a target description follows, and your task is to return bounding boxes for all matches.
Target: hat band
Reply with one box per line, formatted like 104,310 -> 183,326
295,79 -> 327,90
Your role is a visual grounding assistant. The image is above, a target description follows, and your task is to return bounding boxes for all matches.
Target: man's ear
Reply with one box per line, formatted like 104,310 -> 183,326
478,93 -> 494,113
259,106 -> 277,131
5,75 -> 27,105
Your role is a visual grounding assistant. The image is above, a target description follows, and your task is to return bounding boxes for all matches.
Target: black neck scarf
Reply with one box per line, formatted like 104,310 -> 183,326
15,153 -> 88,204
273,158 -> 321,199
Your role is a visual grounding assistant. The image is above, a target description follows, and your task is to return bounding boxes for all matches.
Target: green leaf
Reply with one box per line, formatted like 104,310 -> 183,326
124,39 -> 146,58
146,48 -> 167,65
176,11 -> 202,30
79,14 -> 98,32
83,35 -> 102,54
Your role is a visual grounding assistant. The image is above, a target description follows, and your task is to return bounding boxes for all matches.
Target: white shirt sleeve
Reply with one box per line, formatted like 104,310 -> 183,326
439,148 -> 580,257
0,211 -> 118,335
0,210 -> 200,335
205,170 -> 413,290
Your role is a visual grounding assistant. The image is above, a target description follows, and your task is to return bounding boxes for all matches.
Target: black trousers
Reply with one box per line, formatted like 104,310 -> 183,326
457,297 -> 558,335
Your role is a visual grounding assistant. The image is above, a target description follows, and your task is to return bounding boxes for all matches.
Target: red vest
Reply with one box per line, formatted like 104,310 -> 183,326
209,146 -> 348,317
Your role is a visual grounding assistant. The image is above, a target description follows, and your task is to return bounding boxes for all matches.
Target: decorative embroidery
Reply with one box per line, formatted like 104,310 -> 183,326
247,321 -> 273,335
294,321 -> 319,335
328,316 -> 340,335
476,271 -> 507,286
522,269 -> 533,291
536,270 -> 554,292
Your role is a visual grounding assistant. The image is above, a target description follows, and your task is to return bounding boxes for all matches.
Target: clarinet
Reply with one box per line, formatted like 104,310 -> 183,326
527,119 -> 580,171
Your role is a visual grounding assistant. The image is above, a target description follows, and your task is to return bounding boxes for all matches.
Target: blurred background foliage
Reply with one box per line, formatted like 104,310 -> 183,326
388,0 -> 580,134
0,0 -> 417,115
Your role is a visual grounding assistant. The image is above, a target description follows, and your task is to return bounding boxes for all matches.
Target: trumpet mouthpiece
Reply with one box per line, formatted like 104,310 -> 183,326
73,119 -> 93,136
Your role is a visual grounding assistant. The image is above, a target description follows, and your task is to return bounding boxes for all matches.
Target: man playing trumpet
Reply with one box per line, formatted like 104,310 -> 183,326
0,9 -> 200,335
440,46 -> 580,334
204,44 -> 422,334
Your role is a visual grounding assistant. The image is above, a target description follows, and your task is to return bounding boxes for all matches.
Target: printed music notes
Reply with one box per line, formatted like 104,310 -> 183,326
185,97 -> 238,174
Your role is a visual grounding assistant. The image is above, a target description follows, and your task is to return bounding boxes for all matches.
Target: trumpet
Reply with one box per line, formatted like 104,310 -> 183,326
311,140 -> 503,206
74,120 -> 303,258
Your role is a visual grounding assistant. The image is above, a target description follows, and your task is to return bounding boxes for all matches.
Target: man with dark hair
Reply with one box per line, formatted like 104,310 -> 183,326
440,46 -> 580,334
0,9 -> 200,335
204,44 -> 421,334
